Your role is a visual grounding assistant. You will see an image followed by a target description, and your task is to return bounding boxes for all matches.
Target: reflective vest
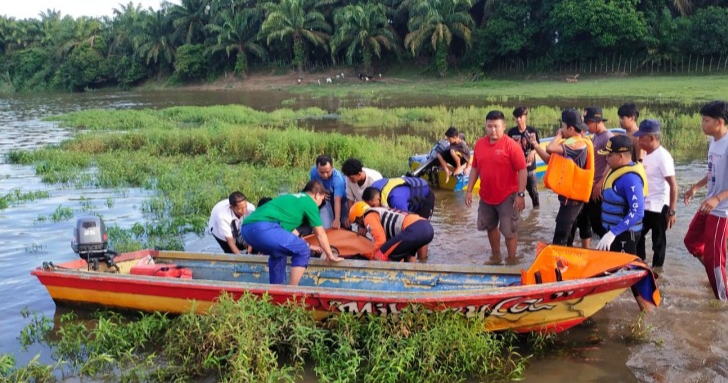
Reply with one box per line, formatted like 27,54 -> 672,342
365,207 -> 407,239
379,177 -> 430,211
543,136 -> 595,203
601,163 -> 648,232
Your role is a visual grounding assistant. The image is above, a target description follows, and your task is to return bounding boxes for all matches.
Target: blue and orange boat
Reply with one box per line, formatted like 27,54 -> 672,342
32,235 -> 659,334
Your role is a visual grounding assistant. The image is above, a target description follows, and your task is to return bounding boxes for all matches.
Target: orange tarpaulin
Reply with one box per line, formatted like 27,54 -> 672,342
303,228 -> 375,258
522,242 -> 661,308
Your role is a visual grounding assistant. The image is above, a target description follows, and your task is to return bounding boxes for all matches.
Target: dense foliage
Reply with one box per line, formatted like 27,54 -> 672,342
1,0 -> 728,91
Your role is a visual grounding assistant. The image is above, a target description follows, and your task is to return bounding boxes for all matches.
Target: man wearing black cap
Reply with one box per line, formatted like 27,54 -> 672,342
572,107 -> 613,248
596,135 -> 647,253
530,109 -> 595,245
635,119 -> 677,268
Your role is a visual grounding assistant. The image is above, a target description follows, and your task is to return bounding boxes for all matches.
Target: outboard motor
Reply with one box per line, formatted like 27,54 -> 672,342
72,216 -> 118,271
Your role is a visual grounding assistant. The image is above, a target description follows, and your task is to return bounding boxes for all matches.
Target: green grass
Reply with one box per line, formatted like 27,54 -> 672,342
7,295 -> 540,383
293,74 -> 728,103
6,116 -> 431,249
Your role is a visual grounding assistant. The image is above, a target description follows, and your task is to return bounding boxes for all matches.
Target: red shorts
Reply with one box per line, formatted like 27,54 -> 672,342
684,212 -> 728,300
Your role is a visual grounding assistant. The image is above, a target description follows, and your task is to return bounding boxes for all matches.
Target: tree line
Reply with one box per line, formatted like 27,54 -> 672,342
0,0 -> 727,92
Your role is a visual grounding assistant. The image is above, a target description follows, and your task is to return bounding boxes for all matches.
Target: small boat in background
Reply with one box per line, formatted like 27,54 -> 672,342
408,128 -> 625,191
33,220 -> 658,333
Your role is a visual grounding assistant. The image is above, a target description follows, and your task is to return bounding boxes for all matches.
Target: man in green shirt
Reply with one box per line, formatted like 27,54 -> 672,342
242,180 -> 342,285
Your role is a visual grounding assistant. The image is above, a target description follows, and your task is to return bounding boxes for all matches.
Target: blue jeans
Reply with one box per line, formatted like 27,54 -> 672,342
241,222 -> 310,284
319,198 -> 349,229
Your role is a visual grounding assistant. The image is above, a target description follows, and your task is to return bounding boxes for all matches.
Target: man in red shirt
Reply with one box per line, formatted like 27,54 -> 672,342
465,110 -> 527,264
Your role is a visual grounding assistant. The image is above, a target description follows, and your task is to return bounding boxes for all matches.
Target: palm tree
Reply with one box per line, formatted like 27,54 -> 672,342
6,19 -> 39,51
331,3 -> 399,74
206,9 -> 266,77
59,16 -> 103,57
0,17 -> 11,54
134,9 -> 176,75
403,0 -> 474,76
261,0 -> 332,73
36,9 -> 62,47
110,2 -> 144,55
167,0 -> 210,45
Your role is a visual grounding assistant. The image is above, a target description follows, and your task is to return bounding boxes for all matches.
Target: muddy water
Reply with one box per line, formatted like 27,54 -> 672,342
0,91 -> 725,382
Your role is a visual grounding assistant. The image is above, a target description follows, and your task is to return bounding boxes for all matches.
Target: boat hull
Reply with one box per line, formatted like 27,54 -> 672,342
33,249 -> 647,333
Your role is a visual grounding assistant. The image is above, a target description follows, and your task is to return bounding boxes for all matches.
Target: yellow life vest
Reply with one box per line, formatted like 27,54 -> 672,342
602,162 -> 648,195
380,178 -> 407,208
543,136 -> 595,202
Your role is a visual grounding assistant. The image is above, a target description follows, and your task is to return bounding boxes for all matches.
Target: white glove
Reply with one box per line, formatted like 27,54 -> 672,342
596,231 -> 616,251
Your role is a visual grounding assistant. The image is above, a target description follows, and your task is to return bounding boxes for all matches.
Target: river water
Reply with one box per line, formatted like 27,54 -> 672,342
0,91 -> 725,382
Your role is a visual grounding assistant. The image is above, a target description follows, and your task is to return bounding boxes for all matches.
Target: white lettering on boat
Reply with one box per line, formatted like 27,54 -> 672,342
332,293 -> 572,318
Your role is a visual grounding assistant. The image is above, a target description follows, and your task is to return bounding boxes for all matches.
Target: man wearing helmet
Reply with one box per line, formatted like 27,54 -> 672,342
348,201 -> 434,263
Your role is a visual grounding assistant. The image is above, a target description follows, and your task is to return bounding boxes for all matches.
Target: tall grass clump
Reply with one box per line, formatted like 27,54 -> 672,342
48,105 -> 330,132
48,109 -> 176,131
313,307 -> 528,383
8,295 -> 539,383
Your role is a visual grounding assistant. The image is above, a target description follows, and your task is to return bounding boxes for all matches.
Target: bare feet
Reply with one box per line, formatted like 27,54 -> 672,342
484,256 -> 503,265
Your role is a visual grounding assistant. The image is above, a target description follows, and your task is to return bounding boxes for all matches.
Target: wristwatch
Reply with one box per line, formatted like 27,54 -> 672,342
517,192 -> 526,198
668,209 -> 676,216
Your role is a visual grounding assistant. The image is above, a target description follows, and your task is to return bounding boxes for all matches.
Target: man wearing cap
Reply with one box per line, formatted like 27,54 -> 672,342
573,107 -> 613,248
683,100 -> 728,301
596,135 -> 647,254
466,110 -> 527,265
530,109 -> 594,246
635,119 -> 677,268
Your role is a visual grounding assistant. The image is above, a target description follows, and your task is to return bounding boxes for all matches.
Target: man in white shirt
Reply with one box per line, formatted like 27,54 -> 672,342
635,119 -> 678,268
208,191 -> 255,254
341,158 -> 382,209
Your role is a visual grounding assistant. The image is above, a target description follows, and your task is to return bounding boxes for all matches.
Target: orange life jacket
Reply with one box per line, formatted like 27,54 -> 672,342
543,136 -> 595,202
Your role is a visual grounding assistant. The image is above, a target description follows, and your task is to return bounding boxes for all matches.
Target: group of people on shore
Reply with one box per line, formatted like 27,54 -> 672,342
473,102 -> 727,301
206,101 -> 728,301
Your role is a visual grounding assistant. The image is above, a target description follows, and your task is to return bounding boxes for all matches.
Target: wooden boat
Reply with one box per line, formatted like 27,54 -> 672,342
408,128 -> 625,191
32,243 -> 659,334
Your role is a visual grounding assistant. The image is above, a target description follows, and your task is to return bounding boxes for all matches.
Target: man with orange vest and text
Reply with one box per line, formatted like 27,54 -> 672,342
348,201 -> 434,262
530,109 -> 595,245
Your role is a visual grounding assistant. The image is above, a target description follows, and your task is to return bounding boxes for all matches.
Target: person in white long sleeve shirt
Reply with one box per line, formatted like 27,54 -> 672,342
208,191 -> 255,254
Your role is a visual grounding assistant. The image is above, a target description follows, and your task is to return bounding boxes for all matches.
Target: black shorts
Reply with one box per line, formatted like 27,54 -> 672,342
412,189 -> 435,219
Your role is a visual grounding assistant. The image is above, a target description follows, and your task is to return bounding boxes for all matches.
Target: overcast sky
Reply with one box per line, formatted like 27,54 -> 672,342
3,0 -> 181,20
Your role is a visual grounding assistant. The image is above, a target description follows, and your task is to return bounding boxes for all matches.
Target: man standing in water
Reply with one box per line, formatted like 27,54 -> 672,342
507,106 -> 540,209
596,135 -> 646,254
684,100 -> 728,301
618,103 -> 643,162
530,109 -> 594,246
635,119 -> 678,269
466,110 -> 527,265
573,107 -> 613,248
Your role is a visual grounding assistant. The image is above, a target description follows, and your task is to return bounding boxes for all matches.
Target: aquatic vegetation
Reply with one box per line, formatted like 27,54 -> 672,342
623,311 -> 655,344
0,354 -> 56,383
48,105 -> 329,131
0,189 -> 51,210
23,243 -> 46,253
338,104 -> 706,152
7,294 -> 541,383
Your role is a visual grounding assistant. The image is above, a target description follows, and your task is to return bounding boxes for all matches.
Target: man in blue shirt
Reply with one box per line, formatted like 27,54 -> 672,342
309,155 -> 348,229
596,135 -> 647,254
